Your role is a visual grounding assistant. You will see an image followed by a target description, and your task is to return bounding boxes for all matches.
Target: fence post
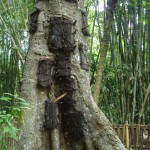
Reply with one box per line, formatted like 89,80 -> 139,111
136,124 -> 140,149
125,121 -> 129,149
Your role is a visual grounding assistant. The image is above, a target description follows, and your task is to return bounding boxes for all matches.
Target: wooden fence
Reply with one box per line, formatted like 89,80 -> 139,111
0,124 -> 150,149
113,123 -> 150,150
0,132 -> 17,149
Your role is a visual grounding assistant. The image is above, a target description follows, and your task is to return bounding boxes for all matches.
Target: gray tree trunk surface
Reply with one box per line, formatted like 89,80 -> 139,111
18,0 -> 126,150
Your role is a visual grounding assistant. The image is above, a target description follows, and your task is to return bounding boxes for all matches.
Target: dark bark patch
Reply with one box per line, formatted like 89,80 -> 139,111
29,9 -> 40,34
58,77 -> 76,106
44,100 -> 58,129
63,111 -> 83,139
54,54 -> 76,106
37,59 -> 55,88
48,17 -> 76,52
81,11 -> 90,36
79,43 -> 89,71
55,54 -> 71,78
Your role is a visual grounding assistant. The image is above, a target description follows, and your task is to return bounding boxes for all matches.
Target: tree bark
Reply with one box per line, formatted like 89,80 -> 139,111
93,0 -> 117,103
17,0 -> 125,150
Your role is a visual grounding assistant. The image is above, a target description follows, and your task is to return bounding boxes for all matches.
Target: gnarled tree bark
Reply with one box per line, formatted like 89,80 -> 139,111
17,0 -> 125,150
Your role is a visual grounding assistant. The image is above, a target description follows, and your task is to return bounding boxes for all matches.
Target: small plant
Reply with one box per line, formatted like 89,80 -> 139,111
0,93 -> 31,150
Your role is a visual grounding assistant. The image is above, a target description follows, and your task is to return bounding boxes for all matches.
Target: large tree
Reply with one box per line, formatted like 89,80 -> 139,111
18,0 -> 126,149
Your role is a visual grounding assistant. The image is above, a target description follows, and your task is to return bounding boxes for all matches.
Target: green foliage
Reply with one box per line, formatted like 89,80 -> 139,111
0,1 -> 33,147
88,0 -> 150,124
0,1 -> 33,149
0,93 -> 31,149
0,0 -> 34,96
0,111 -> 18,149
0,93 -> 31,122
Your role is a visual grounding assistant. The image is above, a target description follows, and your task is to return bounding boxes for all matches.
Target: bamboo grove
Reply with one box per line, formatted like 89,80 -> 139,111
0,0 -> 150,125
88,0 -> 150,124
0,0 -> 33,96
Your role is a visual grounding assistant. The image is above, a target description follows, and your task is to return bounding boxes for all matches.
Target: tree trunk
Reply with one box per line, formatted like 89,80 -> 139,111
17,0 -> 125,150
93,0 -> 117,103
138,82 -> 150,124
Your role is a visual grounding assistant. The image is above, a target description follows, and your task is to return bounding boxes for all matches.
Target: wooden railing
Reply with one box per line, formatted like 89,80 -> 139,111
113,123 -> 150,150
0,132 -> 17,149
0,123 -> 150,149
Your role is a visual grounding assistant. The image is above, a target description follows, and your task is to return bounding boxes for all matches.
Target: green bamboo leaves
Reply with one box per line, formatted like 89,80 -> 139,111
87,0 -> 150,124
0,0 -> 33,96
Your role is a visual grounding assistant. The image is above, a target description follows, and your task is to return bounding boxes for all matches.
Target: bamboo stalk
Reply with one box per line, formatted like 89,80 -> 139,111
138,83 -> 150,124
